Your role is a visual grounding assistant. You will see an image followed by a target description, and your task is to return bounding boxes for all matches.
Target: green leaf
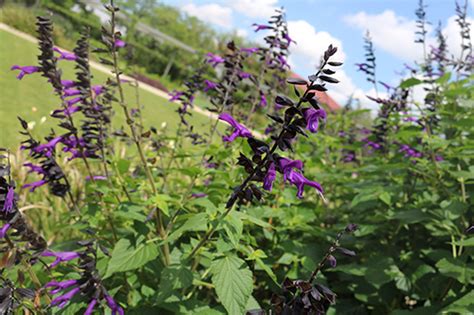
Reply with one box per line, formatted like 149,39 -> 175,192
436,258 -> 474,284
116,159 -> 131,174
410,264 -> 435,282
453,237 -> 474,247
400,77 -> 422,89
105,238 -> 158,277
211,255 -> 253,315
379,192 -> 391,206
166,213 -> 208,243
442,290 -> 474,313
115,203 -> 147,222
149,194 -> 171,217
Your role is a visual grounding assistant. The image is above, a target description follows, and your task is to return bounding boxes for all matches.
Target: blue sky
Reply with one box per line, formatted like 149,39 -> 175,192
162,0 -> 473,107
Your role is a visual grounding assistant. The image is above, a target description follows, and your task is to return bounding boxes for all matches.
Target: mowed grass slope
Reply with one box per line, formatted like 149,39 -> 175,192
0,29 -> 214,148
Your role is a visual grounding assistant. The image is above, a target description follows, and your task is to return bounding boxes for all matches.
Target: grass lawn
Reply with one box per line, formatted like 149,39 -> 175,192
0,29 -> 217,149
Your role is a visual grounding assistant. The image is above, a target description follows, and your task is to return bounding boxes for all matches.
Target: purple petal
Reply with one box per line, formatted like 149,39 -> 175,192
23,180 -> 47,192
84,299 -> 97,315
0,223 -> 11,238
3,187 -> 15,212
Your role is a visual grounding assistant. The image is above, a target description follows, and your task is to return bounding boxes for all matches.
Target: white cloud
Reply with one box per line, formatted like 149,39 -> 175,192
287,20 -> 354,105
229,0 -> 279,19
288,20 -> 346,66
344,10 -> 474,64
344,10 -> 433,62
182,3 -> 233,28
236,28 -> 248,38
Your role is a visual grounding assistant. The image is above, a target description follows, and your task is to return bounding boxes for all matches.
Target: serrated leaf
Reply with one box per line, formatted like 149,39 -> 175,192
105,238 -> 158,277
211,255 -> 253,315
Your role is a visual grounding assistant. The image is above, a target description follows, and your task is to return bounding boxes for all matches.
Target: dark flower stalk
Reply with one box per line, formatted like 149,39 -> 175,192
206,41 -> 248,143
44,240 -> 123,314
415,0 -> 430,63
103,0 -> 170,265
0,150 -> 51,311
187,45 -> 342,260
35,16 -> 96,182
17,118 -> 78,212
245,7 -> 292,125
454,0 -> 473,75
355,31 -> 378,95
270,224 -> 358,314
73,29 -> 112,180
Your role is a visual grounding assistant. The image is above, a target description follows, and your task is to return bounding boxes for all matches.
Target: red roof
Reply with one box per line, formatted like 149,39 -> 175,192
289,72 -> 341,112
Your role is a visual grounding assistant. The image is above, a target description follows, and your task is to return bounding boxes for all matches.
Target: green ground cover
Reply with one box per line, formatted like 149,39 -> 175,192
0,29 -> 215,148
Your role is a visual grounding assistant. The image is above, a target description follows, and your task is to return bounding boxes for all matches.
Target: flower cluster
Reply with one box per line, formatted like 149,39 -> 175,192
225,45 -> 340,206
270,224 -> 358,314
206,41 -> 248,118
73,30 -> 112,161
245,8 -> 293,124
44,240 -> 123,314
0,149 -> 47,262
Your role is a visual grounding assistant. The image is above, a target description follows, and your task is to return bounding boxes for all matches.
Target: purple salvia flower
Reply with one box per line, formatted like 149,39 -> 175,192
42,250 -> 81,268
105,295 -> 124,315
23,180 -> 47,192
10,65 -> 39,80
61,80 -> 76,88
44,279 -> 78,295
435,155 -> 444,162
168,90 -> 184,102
191,193 -> 207,198
66,97 -> 82,106
0,223 -> 11,238
286,169 -> 323,199
345,223 -> 358,233
50,287 -> 81,308
114,39 -> 126,48
92,85 -> 105,97
203,80 -> 218,92
34,136 -> 63,156
403,116 -> 419,123
303,108 -> 327,133
241,47 -> 259,55
259,92 -> 267,107
85,299 -> 98,315
206,53 -> 225,67
252,23 -> 273,32
355,63 -> 368,71
264,126 -> 275,135
263,163 -> 276,191
278,157 -> 304,177
327,255 -> 337,268
277,55 -> 289,69
63,88 -> 81,97
343,153 -> 356,163
283,32 -> 296,45
378,81 -> 393,92
238,71 -> 251,79
52,105 -> 81,117
3,187 -> 14,212
53,47 -> 77,61
218,113 -> 252,142
365,141 -> 381,150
